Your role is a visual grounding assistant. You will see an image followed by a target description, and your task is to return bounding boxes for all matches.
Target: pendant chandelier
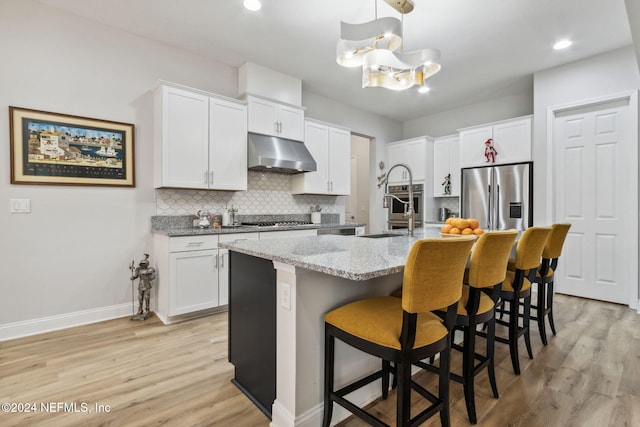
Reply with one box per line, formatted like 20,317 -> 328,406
336,0 -> 441,91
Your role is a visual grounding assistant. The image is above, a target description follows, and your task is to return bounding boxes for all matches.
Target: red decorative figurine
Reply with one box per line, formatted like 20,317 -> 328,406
484,138 -> 497,163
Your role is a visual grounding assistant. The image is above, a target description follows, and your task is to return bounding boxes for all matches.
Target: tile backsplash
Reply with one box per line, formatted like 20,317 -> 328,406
155,171 -> 340,216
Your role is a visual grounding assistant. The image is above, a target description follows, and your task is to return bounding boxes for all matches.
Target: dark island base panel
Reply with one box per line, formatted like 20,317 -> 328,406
228,251 -> 277,418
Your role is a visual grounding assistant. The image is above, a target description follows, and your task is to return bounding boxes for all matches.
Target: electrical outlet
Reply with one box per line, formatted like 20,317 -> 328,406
281,283 -> 291,310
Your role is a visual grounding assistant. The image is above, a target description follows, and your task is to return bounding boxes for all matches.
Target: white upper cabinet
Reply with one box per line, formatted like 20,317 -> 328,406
459,116 -> 532,168
154,85 -> 209,189
247,95 -> 304,141
154,83 -> 247,190
328,126 -> 351,195
208,98 -> 248,190
291,120 -> 351,195
433,135 -> 460,197
385,137 -> 428,183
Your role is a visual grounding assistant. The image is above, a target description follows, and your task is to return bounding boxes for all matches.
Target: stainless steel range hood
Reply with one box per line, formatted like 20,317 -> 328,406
247,133 -> 316,174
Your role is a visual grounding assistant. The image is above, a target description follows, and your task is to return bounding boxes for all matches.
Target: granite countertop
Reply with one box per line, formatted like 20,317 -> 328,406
152,222 -> 366,237
151,214 -> 365,237
219,227 -> 444,281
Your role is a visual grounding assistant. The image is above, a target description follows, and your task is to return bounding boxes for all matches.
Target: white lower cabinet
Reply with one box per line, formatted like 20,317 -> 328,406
154,232 -> 258,323
170,248 -> 218,315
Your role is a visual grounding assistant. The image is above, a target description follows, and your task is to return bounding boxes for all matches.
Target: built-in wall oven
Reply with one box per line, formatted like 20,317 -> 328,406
387,183 -> 423,229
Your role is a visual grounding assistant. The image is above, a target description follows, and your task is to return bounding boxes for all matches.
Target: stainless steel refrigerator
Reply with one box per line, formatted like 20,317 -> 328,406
461,162 -> 533,231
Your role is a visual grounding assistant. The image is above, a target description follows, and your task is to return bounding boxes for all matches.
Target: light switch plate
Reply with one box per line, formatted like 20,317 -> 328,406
10,199 -> 31,213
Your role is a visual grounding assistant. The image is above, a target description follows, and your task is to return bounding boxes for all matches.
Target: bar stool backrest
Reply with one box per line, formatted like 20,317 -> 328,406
467,230 -> 518,289
514,227 -> 553,271
542,223 -> 571,260
402,237 -> 475,314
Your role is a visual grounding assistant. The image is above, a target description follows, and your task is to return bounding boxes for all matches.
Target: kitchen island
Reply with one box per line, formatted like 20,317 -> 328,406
221,228 -> 443,427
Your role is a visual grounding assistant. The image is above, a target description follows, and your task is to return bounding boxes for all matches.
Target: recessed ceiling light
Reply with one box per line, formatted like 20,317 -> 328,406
243,0 -> 262,11
418,86 -> 431,94
553,40 -> 572,50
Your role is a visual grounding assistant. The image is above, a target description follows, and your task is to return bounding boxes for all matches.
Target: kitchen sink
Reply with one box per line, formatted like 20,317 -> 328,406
359,233 -> 402,238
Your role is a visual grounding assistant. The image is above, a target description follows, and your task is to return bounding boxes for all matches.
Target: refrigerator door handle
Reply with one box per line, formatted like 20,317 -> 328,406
495,184 -> 500,230
487,184 -> 492,230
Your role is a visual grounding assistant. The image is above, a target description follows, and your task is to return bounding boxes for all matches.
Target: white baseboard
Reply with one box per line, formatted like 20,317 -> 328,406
0,303 -> 135,342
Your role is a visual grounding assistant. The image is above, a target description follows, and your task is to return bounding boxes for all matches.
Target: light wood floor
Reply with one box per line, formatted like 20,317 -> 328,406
1,293 -> 638,427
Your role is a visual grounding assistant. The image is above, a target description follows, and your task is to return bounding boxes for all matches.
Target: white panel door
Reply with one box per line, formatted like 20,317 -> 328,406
553,100 -> 630,304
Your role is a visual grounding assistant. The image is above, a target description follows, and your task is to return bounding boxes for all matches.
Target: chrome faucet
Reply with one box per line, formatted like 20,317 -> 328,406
380,163 -> 414,236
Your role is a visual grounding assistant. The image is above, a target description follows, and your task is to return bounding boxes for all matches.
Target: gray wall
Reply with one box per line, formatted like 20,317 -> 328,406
625,0 -> 640,71
402,89 -> 534,139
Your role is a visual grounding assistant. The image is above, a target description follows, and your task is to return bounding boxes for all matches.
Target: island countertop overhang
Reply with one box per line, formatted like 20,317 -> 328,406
219,227 -> 443,281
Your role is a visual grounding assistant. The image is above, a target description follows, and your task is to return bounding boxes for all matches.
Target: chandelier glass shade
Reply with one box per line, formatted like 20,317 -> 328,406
362,47 -> 441,90
336,1 -> 441,91
336,17 -> 403,68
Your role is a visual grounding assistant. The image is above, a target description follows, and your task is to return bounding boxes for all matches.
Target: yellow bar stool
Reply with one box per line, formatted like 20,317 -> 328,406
322,236 -> 475,427
494,226 -> 552,375
533,223 -> 571,345
417,230 -> 518,424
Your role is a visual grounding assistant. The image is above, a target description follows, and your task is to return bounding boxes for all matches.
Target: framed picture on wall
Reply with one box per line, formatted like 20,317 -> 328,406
9,106 -> 135,187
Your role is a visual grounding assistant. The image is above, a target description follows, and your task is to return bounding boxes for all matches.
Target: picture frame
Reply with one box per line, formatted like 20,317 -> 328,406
9,106 -> 135,187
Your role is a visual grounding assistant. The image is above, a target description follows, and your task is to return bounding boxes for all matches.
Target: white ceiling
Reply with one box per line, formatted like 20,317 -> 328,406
37,0 -> 634,122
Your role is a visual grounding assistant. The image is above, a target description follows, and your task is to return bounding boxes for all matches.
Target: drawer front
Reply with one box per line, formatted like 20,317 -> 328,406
218,232 -> 259,245
169,235 -> 218,252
